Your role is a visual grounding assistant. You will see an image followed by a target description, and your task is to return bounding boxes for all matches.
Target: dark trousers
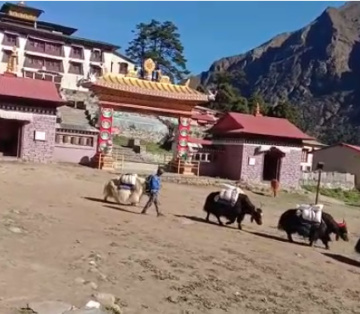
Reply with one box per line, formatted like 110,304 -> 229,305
141,192 -> 161,215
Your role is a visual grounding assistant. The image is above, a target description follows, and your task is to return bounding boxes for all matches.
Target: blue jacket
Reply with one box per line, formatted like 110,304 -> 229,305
148,174 -> 161,192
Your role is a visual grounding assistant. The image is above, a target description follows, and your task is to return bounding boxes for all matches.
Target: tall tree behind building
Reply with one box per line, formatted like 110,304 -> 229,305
207,71 -> 249,113
126,19 -> 189,82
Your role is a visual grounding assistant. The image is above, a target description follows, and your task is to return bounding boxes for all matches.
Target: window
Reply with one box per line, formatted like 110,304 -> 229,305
27,39 -> 45,53
193,152 -> 212,163
44,59 -> 63,72
3,34 -> 18,46
45,42 -> 62,56
68,62 -> 83,75
90,64 -> 102,77
119,62 -> 128,74
23,70 -> 62,89
24,56 -> 63,72
24,55 -> 44,69
2,50 -> 11,63
70,46 -> 84,59
301,149 -> 309,163
90,49 -> 102,62
26,38 -> 63,56
43,74 -> 53,81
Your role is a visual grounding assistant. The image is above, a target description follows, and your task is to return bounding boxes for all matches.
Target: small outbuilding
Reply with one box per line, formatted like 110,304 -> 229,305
201,108 -> 313,189
312,143 -> 360,188
0,73 -> 64,162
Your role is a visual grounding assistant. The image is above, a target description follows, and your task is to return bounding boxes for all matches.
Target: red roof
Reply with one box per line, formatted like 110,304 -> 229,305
341,143 -> 360,153
317,143 -> 360,154
0,75 -> 64,104
210,112 -> 313,140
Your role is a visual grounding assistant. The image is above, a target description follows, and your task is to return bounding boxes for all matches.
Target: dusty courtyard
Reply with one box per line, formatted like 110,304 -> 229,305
0,162 -> 360,314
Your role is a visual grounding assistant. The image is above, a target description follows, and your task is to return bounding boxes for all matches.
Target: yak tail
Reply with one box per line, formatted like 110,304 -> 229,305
277,215 -> 285,231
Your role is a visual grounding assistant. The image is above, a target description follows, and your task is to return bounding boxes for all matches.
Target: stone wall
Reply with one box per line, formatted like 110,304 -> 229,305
21,114 -> 57,163
279,149 -> 302,189
113,112 -> 175,143
300,171 -> 355,190
240,144 -> 302,189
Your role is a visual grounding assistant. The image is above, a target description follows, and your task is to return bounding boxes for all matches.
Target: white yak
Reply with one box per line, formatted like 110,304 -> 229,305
103,175 -> 146,206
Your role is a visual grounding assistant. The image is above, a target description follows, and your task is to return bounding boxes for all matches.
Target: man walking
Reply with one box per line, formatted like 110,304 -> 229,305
141,167 -> 165,217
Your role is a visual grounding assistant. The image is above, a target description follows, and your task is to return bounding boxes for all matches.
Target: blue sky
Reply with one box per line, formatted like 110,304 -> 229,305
4,1 -> 345,74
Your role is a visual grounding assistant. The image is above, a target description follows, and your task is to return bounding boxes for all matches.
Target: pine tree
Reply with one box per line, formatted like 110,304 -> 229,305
126,20 -> 189,82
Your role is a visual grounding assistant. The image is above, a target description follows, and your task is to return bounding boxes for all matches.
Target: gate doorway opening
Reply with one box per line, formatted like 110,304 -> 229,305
0,118 -> 23,157
262,147 -> 284,181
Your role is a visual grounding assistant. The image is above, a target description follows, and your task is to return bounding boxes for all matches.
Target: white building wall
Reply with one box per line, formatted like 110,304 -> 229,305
0,30 -> 135,91
300,145 -> 321,172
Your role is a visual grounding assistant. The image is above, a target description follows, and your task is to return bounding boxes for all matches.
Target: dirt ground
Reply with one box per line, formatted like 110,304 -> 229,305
1,162 -> 360,314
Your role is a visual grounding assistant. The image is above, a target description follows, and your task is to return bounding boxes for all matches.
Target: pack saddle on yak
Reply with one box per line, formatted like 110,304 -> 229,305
295,203 -> 324,235
103,173 -> 146,206
215,184 -> 245,207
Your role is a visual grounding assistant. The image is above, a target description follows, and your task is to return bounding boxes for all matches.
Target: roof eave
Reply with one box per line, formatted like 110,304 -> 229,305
91,81 -> 210,103
0,94 -> 66,106
113,51 -> 136,64
211,129 -> 314,140
0,21 -> 120,50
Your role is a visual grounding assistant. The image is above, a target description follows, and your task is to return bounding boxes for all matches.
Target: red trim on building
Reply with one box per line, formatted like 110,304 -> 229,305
191,113 -> 217,123
188,137 -> 213,145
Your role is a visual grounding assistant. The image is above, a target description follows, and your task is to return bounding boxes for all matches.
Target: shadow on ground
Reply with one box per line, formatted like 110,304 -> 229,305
103,205 -> 142,215
83,196 -> 142,215
322,253 -> 360,268
83,196 -> 116,204
174,214 -> 238,229
247,231 -> 310,247
252,191 -> 270,197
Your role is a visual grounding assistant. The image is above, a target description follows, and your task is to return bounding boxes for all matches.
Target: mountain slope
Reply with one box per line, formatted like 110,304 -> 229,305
198,2 -> 360,143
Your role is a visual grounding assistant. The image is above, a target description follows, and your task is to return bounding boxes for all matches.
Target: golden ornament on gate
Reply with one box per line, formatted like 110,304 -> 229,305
143,58 -> 156,73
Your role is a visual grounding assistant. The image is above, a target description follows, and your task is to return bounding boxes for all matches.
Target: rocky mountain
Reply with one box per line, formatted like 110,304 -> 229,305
196,2 -> 360,144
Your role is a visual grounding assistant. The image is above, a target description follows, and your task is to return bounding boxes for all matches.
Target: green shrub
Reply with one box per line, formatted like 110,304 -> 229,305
302,185 -> 360,206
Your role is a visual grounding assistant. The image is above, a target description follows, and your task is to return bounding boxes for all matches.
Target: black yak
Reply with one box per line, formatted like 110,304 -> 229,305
203,191 -> 263,230
278,209 -> 349,249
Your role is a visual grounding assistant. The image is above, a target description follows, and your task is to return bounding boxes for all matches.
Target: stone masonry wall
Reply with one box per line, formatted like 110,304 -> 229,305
280,149 -> 302,189
240,144 -> 302,189
21,114 -> 57,163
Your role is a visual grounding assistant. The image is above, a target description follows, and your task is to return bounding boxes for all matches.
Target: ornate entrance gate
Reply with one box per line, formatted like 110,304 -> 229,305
82,58 -> 211,172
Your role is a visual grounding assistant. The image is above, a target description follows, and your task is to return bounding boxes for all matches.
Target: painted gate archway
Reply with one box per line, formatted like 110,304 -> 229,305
82,59 -> 211,171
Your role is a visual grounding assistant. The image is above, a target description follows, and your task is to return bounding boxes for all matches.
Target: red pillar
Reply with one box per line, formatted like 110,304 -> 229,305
95,106 -> 114,169
176,117 -> 191,159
